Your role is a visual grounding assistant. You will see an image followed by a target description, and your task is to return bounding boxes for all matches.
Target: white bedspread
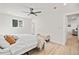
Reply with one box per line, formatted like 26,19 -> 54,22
0,34 -> 38,55
10,34 -> 38,55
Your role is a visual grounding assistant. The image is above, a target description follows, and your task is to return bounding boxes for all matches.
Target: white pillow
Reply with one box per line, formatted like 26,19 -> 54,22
0,35 -> 10,49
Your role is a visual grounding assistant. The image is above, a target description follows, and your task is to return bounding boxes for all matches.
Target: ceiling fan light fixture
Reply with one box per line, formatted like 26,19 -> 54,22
24,7 -> 42,16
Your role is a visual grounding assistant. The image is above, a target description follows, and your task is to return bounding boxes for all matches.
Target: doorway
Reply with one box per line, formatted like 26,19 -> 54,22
66,14 -> 79,37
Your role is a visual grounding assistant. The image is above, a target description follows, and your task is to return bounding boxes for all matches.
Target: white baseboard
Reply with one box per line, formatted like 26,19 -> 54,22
50,39 -> 66,45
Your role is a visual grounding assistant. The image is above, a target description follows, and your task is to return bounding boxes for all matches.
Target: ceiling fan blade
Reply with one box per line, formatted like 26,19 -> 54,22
27,13 -> 37,16
34,13 -> 37,16
34,11 -> 42,13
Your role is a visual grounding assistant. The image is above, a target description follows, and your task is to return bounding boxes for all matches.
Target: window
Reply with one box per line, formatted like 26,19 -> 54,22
12,19 -> 23,27
19,20 -> 23,27
12,19 -> 18,27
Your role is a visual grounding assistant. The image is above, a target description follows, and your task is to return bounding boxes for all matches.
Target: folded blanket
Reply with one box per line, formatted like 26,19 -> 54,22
37,34 -> 46,50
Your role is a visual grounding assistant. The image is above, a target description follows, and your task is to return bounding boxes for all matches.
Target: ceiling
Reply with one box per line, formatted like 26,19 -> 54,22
0,3 -> 79,18
66,3 -> 79,13
0,3 -> 64,18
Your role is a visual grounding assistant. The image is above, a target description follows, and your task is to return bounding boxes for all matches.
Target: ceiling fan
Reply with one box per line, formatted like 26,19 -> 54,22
24,8 -> 42,16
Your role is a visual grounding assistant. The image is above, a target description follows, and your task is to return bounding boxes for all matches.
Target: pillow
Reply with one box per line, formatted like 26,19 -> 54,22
0,35 -> 10,49
5,35 -> 16,45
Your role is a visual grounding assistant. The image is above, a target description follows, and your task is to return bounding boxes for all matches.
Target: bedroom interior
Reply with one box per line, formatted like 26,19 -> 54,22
0,3 -> 79,55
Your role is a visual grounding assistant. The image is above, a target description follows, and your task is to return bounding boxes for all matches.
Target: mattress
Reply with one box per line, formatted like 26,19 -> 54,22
10,34 -> 38,55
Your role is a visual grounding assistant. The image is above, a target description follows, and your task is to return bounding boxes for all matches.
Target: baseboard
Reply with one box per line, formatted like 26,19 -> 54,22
50,39 -> 66,45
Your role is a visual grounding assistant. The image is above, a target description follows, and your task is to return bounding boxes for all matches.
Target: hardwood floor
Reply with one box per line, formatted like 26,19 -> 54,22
31,34 -> 79,55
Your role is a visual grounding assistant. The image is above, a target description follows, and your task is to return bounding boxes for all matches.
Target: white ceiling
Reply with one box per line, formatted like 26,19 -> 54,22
0,3 -> 64,18
1,3 -> 79,19
66,3 -> 79,13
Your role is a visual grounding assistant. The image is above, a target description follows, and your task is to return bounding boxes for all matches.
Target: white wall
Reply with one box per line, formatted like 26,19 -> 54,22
0,3 -> 69,45
66,3 -> 79,13
0,13 -> 32,34
33,4 -> 66,45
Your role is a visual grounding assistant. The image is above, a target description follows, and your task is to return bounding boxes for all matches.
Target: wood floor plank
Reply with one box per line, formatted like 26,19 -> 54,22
31,34 -> 79,55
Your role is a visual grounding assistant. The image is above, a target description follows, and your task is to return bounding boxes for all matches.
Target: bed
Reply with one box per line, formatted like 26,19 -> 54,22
0,34 -> 38,55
